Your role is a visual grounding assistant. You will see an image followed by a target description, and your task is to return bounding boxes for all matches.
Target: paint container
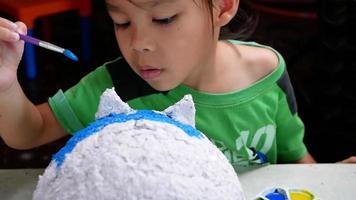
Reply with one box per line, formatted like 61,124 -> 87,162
255,187 -> 315,200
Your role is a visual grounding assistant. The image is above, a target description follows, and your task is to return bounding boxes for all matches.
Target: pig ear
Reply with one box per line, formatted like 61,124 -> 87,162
95,88 -> 135,119
163,95 -> 196,127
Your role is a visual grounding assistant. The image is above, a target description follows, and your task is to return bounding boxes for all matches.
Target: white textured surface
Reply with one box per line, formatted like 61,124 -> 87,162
95,88 -> 134,119
95,88 -> 196,127
163,95 -> 196,127
33,120 -> 245,200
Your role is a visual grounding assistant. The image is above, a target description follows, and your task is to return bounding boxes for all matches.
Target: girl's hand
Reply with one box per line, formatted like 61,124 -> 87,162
0,17 -> 26,92
338,156 -> 356,163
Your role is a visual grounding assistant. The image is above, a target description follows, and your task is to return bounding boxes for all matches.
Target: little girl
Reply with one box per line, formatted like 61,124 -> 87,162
0,0 -> 327,165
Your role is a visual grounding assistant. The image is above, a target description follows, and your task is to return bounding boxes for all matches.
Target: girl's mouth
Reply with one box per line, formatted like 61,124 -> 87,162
139,68 -> 162,80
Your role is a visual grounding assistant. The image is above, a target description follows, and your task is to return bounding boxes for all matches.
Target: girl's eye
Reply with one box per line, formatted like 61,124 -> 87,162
153,15 -> 177,25
115,22 -> 130,29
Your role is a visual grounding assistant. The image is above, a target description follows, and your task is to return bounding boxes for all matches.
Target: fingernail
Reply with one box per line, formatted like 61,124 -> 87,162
10,32 -> 20,41
16,27 -> 23,34
17,28 -> 27,35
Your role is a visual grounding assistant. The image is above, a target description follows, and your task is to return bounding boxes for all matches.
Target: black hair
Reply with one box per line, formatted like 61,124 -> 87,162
220,1 -> 259,40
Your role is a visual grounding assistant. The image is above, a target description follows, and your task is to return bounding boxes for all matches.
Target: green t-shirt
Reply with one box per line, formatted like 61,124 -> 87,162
49,40 -> 307,165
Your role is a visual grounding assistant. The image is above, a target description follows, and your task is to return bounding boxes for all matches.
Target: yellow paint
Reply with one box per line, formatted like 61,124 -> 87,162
290,190 -> 314,200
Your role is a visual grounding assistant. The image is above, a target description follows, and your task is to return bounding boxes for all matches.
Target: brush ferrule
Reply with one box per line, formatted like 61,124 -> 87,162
39,41 -> 65,53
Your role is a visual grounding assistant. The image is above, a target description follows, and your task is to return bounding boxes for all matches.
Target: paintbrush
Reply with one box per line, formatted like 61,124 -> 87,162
19,33 -> 79,62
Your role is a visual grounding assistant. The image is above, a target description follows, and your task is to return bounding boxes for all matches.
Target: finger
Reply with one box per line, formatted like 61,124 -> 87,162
339,156 -> 356,163
0,17 -> 18,31
14,21 -> 27,35
0,26 -> 20,42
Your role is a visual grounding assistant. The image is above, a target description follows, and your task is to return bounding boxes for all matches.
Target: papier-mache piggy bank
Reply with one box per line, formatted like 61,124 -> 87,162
33,88 -> 245,200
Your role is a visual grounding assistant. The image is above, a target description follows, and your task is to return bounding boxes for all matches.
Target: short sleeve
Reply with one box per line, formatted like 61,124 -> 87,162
48,65 -> 113,134
275,70 -> 307,162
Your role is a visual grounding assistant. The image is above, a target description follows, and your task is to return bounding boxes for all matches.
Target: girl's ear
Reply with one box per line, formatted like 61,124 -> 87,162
214,0 -> 239,27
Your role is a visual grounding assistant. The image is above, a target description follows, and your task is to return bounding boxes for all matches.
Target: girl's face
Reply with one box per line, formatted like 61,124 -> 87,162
106,0 -> 219,91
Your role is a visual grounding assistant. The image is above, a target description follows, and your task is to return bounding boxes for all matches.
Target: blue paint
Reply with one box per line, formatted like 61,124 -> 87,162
53,110 -> 203,167
265,189 -> 288,200
63,49 -> 79,62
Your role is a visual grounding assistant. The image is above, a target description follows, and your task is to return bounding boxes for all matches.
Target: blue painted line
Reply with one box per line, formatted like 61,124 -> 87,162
53,110 -> 202,167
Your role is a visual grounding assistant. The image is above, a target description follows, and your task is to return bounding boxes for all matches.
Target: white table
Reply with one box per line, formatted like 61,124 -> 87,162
0,168 -> 43,200
0,164 -> 355,200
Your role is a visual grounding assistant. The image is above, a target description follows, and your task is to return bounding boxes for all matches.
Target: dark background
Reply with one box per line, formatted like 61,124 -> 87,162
0,0 -> 355,168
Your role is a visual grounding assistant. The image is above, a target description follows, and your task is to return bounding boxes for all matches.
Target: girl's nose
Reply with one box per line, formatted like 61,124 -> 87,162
131,29 -> 155,53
